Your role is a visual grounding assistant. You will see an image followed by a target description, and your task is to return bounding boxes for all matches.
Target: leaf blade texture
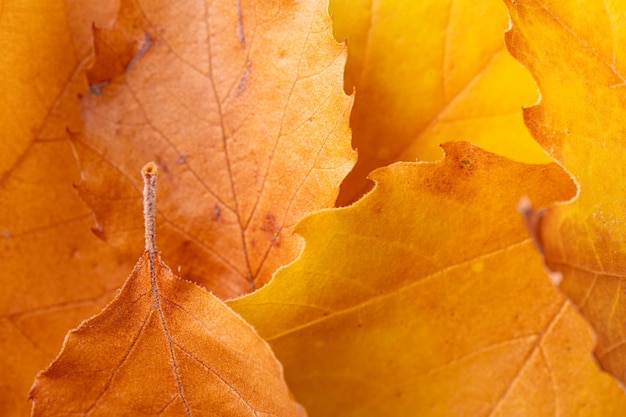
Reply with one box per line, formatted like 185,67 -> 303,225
504,0 -> 626,386
0,1 -> 134,415
74,0 -> 355,298
29,250 -> 305,416
230,142 -> 626,416
330,0 -> 550,204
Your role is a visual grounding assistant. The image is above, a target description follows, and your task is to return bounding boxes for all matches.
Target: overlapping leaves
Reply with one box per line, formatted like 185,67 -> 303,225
3,0 -> 626,416
505,0 -> 626,388
76,0 -> 355,298
231,143 -> 626,416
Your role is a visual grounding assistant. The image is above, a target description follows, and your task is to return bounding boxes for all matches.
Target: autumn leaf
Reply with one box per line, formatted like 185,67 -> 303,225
74,0 -> 355,299
330,0 -> 551,205
1,0 -> 352,413
504,0 -> 626,386
230,142 -> 626,416
30,163 -> 305,417
0,1 -> 135,416
8,0 -> 626,415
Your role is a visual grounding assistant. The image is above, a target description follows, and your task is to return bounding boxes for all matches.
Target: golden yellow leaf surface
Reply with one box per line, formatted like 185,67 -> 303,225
330,0 -> 551,204
74,0 -> 355,299
0,2 -> 134,416
230,142 -> 626,416
504,0 -> 626,385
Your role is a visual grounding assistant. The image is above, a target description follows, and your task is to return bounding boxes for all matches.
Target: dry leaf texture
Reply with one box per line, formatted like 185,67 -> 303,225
0,1 -> 134,415
75,0 -> 355,299
6,0 -> 626,415
30,251 -> 305,417
505,0 -> 626,385
330,0 -> 550,204
231,143 -> 626,416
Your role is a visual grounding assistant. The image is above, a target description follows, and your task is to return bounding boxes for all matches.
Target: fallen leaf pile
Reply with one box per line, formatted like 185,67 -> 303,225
3,0 -> 626,415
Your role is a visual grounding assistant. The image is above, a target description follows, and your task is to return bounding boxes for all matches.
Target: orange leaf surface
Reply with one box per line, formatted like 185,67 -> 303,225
9,0 -> 626,414
30,163 -> 305,416
504,0 -> 626,385
74,0 -> 355,299
0,1 -> 134,415
230,143 -> 626,416
330,0 -> 551,204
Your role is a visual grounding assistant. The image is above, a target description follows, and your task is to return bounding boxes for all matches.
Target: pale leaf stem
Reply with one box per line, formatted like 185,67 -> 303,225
141,162 -> 158,254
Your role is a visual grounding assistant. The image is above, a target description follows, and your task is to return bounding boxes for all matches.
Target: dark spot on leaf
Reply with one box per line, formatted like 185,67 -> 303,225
91,225 -> 105,240
261,214 -> 281,247
89,81 -> 109,95
371,202 -> 384,214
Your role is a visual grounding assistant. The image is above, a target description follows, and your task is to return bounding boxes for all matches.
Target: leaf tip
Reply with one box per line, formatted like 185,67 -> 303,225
141,161 -> 157,177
